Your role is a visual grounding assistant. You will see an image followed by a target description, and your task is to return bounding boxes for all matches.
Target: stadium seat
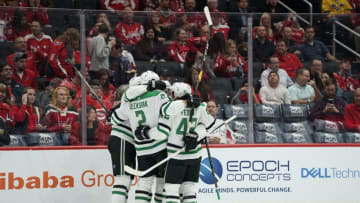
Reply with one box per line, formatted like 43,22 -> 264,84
254,104 -> 281,122
281,121 -> 313,135
135,61 -> 155,74
0,41 -> 14,62
215,104 -> 224,119
8,135 -> 27,146
255,131 -> 283,144
232,77 -> 246,91
155,61 -> 183,77
26,133 -> 64,146
212,90 -> 229,105
223,104 -> 249,119
282,132 -> 313,143
252,62 -> 265,79
314,119 -> 343,134
233,132 -> 248,144
230,120 -> 248,134
282,104 -> 309,122
323,62 -> 340,74
312,132 -> 344,143
255,122 -> 283,135
344,132 -> 360,143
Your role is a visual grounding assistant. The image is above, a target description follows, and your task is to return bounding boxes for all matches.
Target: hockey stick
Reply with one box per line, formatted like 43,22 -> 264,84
124,115 -> 236,177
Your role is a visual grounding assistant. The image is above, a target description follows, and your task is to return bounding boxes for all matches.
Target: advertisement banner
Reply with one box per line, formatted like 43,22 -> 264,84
197,146 -> 360,203
0,148 -> 113,203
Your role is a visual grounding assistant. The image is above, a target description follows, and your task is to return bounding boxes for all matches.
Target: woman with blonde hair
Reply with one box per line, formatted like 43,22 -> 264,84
41,87 -> 78,133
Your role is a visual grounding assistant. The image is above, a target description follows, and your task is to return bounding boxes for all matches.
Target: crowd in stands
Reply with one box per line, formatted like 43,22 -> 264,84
0,0 -> 360,146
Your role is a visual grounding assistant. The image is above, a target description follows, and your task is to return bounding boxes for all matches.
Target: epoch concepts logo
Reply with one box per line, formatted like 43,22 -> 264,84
200,157 -> 223,184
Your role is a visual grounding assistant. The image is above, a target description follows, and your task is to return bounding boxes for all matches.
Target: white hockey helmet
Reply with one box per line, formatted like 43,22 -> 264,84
129,76 -> 142,87
170,82 -> 191,99
140,71 -> 160,85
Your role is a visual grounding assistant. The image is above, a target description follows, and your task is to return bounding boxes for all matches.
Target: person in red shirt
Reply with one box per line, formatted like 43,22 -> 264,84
213,39 -> 247,77
4,11 -> 31,42
12,52 -> 37,89
13,87 -> 46,134
333,61 -> 359,91
139,0 -> 159,11
344,88 -> 360,132
157,0 -> 176,27
24,19 -> 53,77
115,6 -> 144,45
211,11 -> 230,39
253,13 -> 275,42
0,83 -> 13,127
168,28 -> 190,64
41,86 -> 78,133
6,36 -> 37,74
21,0 -> 49,25
102,0 -> 139,11
274,39 -> 303,78
207,0 -> 228,25
70,105 -> 106,146
48,28 -> 81,78
96,69 -> 116,101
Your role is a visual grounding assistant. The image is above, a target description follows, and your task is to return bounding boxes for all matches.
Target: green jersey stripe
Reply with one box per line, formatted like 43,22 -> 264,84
112,128 -> 134,139
157,126 -> 169,137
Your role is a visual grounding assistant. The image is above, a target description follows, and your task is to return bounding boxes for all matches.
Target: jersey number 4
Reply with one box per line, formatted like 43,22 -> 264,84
176,118 -> 197,136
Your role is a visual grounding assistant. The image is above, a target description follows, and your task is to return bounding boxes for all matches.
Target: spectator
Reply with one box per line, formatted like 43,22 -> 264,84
308,59 -> 325,100
84,80 -> 112,122
185,67 -> 213,102
0,83 -> 13,127
274,39 -> 303,78
236,80 -> 262,104
88,23 -> 116,75
344,88 -> 360,132
41,86 -> 78,133
4,10 -> 31,42
70,105 -> 106,145
211,11 -> 230,39
253,13 -> 275,42
170,0 -> 184,11
182,0 -> 203,29
228,0 -> 253,43
13,87 -> 46,134
186,25 -> 209,65
37,77 -> 61,111
213,39 -> 247,77
260,56 -> 293,87
260,0 -> 287,23
296,26 -> 339,62
288,68 -> 315,104
24,19 -> 53,77
168,28 -> 190,64
278,14 -> 304,45
253,25 -> 276,62
148,11 -> 168,42
140,0 -> 159,11
48,28 -> 80,78
21,0 -> 49,25
207,0 -> 228,25
173,12 -> 194,38
114,6 -> 144,46
103,0 -> 139,11
333,61 -> 360,91
260,71 -> 291,105
0,63 -> 24,104
322,0 -> 352,24
109,38 -> 136,86
309,79 -> 347,123
157,0 -> 176,29
6,36 -> 37,75
134,27 -> 168,62
96,69 -> 116,101
88,12 -> 112,37
0,117 -> 9,146
12,52 -> 37,89
206,100 -> 235,144
279,26 -> 297,52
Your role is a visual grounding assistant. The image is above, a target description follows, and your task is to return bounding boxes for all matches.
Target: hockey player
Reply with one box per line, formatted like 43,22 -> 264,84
109,72 -> 170,203
136,82 -> 216,203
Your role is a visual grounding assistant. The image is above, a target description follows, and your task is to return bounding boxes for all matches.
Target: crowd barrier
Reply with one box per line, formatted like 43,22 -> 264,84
1,144 -> 360,203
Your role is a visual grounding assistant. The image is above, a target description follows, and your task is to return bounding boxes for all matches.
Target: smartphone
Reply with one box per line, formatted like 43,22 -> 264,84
328,99 -> 334,104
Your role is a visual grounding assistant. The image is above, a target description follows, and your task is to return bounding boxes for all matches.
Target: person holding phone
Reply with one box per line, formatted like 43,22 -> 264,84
309,79 -> 347,123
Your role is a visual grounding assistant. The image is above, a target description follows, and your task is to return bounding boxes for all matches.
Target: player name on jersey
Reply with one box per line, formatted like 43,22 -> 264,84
130,101 -> 148,110
181,109 -> 191,116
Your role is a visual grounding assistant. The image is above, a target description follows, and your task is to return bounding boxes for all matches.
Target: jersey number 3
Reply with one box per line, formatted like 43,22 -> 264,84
135,110 -> 146,126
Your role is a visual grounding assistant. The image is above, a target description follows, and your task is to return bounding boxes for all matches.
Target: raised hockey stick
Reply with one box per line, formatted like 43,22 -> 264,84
124,115 -> 236,177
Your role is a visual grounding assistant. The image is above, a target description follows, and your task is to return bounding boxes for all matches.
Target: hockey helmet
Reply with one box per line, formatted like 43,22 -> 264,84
170,82 -> 191,99
140,71 -> 160,85
129,76 -> 142,87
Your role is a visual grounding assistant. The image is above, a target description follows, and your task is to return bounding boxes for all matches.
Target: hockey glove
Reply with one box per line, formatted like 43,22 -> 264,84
135,125 -> 150,140
147,80 -> 167,91
184,131 -> 198,152
184,94 -> 201,108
